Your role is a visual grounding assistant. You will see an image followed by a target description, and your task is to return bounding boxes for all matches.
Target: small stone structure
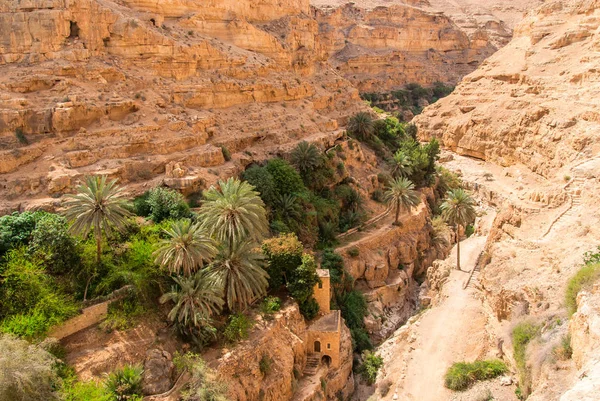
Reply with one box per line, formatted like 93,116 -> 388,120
306,269 -> 342,370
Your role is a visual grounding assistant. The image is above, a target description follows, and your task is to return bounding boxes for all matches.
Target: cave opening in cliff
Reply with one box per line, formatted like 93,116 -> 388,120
69,21 -> 80,39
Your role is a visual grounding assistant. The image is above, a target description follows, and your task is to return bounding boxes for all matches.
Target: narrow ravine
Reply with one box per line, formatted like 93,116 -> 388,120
352,208 -> 498,401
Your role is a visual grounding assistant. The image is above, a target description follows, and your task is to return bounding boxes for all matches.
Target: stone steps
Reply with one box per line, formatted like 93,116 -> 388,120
303,354 -> 321,376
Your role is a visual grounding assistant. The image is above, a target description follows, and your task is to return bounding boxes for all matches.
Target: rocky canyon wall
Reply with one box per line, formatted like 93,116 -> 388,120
414,0 -> 600,178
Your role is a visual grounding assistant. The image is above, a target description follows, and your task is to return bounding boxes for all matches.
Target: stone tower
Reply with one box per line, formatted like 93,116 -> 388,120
314,269 -> 331,315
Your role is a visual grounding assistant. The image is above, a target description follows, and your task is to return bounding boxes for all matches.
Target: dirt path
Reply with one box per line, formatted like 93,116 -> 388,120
394,234 -> 488,400
363,210 -> 503,401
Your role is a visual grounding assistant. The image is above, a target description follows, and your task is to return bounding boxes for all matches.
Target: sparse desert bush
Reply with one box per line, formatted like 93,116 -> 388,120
444,359 -> 507,391
260,296 -> 281,315
223,313 -> 252,343
175,353 -> 228,401
360,351 -> 383,385
347,247 -> 360,257
512,321 -> 540,398
0,334 -> 58,401
259,353 -> 272,376
552,334 -> 573,361
14,127 -> 28,145
220,146 -> 231,161
565,262 -> 600,315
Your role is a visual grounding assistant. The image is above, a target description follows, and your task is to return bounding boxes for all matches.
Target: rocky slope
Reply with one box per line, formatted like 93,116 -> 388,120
414,0 -> 600,178
0,0 -> 540,213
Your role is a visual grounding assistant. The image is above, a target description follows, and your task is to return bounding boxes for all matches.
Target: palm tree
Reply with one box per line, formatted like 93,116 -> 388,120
348,112 -> 374,141
290,141 -> 321,177
64,175 -> 131,299
159,272 -> 224,335
206,240 -> 268,311
199,178 -> 269,249
384,177 -> 420,225
440,188 -> 476,271
154,219 -> 217,277
392,150 -> 413,178
276,194 -> 302,224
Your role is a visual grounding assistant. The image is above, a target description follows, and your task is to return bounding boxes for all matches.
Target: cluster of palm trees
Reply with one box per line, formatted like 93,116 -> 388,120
382,179 -> 476,271
64,176 -> 270,335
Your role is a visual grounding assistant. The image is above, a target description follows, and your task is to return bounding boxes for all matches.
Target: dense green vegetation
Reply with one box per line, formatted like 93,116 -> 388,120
359,351 -> 384,385
444,359 -> 507,391
362,81 -> 455,119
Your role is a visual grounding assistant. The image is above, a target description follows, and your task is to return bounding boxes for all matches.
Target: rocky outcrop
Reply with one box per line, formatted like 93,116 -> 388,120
142,349 -> 175,396
216,303 -> 353,401
414,0 -> 600,178
337,189 -> 449,342
560,287 -> 600,400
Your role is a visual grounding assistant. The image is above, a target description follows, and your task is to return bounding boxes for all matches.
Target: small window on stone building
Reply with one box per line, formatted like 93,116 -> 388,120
327,343 -> 331,349
318,282 -> 322,289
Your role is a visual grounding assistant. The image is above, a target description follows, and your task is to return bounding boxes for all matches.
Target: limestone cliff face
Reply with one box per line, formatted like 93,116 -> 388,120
414,0 -> 600,178
216,303 -> 354,401
0,0 -> 365,213
315,3 -> 497,92
337,188 -> 448,342
560,288 -> 600,400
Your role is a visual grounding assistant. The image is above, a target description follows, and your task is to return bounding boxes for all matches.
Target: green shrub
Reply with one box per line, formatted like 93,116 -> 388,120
0,334 -> 58,401
0,211 -> 42,255
61,375 -> 111,401
565,262 -> 600,315
266,158 -> 306,198
553,334 -> 573,361
465,224 -> 475,238
28,212 -> 79,274
259,353 -> 272,376
261,233 -> 303,289
224,313 -> 252,343
260,296 -> 282,314
104,364 -> 144,401
287,254 -> 320,318
132,192 -> 152,217
242,165 -> 277,206
444,359 -> 507,391
220,146 -> 231,161
371,188 -> 384,203
512,322 -> 540,397
145,187 -> 190,222
347,247 -> 360,258
360,351 -> 383,385
99,295 -> 145,332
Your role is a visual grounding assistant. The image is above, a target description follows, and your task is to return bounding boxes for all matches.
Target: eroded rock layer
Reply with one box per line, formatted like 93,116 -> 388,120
414,0 -> 600,178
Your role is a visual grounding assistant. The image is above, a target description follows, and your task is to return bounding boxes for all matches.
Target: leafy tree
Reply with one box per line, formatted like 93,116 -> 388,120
348,112 -> 374,141
287,254 -> 320,319
63,176 -> 131,299
261,233 -> 303,289
199,178 -> 269,249
207,240 -> 268,311
0,211 -> 41,256
384,178 -> 420,225
242,165 -> 277,207
265,158 -> 306,198
290,141 -> 322,178
154,220 -> 217,277
145,187 -> 190,223
28,213 -> 79,275
160,272 -> 224,336
0,334 -> 58,401
440,189 -> 476,271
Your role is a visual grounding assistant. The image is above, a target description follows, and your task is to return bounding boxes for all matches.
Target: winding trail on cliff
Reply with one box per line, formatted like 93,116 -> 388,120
374,211 -> 497,401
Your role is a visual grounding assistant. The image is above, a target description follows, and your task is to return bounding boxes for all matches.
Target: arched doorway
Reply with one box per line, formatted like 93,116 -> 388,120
314,341 -> 321,353
321,355 -> 332,366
